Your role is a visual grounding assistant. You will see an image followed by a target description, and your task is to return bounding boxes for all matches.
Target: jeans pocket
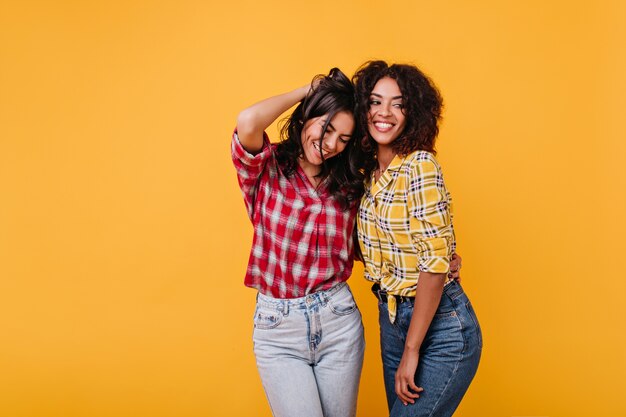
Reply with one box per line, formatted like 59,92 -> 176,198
465,300 -> 483,348
433,309 -> 457,319
327,291 -> 357,316
253,305 -> 283,330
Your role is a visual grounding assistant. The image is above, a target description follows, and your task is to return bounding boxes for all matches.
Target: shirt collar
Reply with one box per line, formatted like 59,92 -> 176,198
386,153 -> 406,172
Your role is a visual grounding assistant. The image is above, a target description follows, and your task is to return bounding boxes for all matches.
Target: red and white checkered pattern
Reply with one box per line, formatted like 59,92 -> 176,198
232,131 -> 356,298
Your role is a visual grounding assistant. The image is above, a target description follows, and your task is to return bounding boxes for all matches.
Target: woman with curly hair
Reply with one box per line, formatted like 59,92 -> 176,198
232,68 -> 365,417
353,61 -> 481,417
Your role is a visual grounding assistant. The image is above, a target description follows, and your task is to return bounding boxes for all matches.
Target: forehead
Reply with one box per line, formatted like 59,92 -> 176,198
371,77 -> 402,96
328,111 -> 355,132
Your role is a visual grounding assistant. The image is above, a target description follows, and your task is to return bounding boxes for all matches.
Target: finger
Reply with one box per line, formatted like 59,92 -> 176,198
396,379 -> 414,404
408,379 -> 423,394
396,379 -> 420,404
395,381 -> 409,405
404,387 -> 420,400
398,389 -> 415,405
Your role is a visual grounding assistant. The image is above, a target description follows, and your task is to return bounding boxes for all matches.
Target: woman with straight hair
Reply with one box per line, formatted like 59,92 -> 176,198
232,68 -> 365,417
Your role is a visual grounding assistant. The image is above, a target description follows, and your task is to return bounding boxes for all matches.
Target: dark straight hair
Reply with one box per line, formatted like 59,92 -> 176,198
276,68 -> 364,209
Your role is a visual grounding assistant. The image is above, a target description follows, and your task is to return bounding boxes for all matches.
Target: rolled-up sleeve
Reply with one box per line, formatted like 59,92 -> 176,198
231,130 -> 272,220
407,155 -> 455,273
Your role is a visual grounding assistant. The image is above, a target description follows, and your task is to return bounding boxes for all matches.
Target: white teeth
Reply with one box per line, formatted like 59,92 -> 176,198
375,122 -> 393,128
313,142 -> 328,155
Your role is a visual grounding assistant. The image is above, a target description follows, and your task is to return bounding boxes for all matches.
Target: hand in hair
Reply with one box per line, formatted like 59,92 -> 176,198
236,84 -> 311,154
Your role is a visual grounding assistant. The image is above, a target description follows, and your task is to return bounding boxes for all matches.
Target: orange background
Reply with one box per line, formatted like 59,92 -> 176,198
1,1 -> 625,416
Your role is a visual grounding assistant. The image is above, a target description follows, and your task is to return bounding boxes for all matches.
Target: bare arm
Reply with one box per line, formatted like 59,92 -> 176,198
236,84 -> 310,154
394,272 -> 446,405
394,155 -> 455,404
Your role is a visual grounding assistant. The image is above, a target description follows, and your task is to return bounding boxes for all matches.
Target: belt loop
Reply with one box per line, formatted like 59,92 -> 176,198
321,290 -> 329,306
444,281 -> 463,300
281,300 -> 289,316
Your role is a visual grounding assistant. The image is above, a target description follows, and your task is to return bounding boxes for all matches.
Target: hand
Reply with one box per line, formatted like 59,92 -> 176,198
395,349 -> 423,405
311,76 -> 322,90
301,77 -> 322,98
448,252 -> 462,282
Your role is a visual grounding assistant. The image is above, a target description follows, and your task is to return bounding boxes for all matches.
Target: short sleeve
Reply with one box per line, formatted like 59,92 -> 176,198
231,129 -> 273,220
231,130 -> 272,169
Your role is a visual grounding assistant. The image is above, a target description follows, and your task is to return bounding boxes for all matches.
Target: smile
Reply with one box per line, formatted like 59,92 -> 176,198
373,121 -> 394,132
313,141 -> 330,156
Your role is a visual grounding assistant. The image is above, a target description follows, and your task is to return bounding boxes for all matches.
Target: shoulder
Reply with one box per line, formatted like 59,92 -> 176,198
403,150 -> 441,176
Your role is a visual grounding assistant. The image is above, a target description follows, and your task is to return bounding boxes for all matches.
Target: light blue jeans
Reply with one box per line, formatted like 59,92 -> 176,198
253,283 -> 365,417
379,281 -> 482,417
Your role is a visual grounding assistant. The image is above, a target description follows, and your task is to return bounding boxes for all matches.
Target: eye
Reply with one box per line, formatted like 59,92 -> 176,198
392,102 -> 404,108
368,100 -> 381,106
339,137 -> 350,144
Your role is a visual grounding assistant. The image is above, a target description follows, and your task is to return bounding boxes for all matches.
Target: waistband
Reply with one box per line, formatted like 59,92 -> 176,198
371,283 -> 414,304
372,280 -> 464,303
256,283 -> 348,313
443,280 -> 464,300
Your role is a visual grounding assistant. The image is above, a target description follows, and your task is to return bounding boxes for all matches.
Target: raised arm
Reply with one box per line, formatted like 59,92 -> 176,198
236,84 -> 311,153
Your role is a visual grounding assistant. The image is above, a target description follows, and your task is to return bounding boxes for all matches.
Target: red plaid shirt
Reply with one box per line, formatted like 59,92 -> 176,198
231,131 -> 357,298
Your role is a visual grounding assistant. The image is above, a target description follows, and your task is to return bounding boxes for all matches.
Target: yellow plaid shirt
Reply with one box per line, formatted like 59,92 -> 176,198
357,150 -> 456,322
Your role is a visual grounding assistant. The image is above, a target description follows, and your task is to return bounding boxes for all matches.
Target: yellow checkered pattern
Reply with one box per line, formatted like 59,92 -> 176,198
357,150 -> 456,322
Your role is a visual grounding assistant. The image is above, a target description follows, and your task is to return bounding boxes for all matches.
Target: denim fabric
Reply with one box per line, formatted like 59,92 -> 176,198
379,281 -> 482,417
253,283 -> 365,417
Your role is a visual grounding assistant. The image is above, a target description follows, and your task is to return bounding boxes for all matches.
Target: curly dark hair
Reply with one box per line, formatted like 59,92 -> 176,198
275,68 -> 364,209
352,60 -> 443,177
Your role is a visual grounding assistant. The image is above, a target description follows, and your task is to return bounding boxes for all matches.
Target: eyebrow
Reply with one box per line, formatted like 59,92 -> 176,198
327,121 -> 352,137
370,93 -> 404,100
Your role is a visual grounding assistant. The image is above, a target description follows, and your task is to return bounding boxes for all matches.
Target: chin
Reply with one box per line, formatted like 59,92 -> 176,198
371,136 -> 396,146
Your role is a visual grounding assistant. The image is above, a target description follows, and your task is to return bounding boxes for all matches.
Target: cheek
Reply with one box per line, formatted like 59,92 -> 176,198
396,110 -> 406,124
302,127 -> 314,144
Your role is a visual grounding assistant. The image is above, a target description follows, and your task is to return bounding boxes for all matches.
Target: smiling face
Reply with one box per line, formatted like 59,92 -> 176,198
299,110 -> 354,171
367,77 -> 407,147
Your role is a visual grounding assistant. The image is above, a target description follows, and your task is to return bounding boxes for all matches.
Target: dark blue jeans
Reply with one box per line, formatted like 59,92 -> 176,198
378,281 -> 482,417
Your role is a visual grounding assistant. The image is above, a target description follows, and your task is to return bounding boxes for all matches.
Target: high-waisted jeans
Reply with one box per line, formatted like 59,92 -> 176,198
253,283 -> 365,417
379,281 -> 482,417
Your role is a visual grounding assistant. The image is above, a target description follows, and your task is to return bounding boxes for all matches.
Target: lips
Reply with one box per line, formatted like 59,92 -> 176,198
313,141 -> 330,157
372,121 -> 395,133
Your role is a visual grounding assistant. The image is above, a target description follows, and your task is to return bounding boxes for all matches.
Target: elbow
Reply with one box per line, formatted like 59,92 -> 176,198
236,108 -> 260,136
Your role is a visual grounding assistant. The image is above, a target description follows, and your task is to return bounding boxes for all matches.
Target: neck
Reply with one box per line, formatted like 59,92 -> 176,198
298,158 -> 320,176
298,158 -> 322,185
377,144 -> 396,172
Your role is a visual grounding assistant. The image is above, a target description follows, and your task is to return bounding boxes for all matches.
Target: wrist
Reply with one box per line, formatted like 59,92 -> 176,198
297,84 -> 310,97
404,342 -> 421,353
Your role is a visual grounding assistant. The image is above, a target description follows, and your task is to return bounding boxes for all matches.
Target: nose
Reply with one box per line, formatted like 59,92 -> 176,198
323,133 -> 338,152
379,103 -> 392,116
